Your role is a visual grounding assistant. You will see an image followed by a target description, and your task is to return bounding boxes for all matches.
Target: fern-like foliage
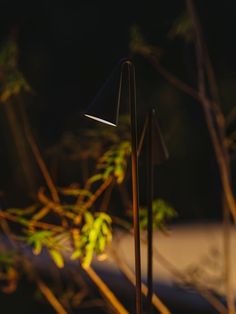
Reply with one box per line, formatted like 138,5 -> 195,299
139,199 -> 176,230
94,141 -> 131,184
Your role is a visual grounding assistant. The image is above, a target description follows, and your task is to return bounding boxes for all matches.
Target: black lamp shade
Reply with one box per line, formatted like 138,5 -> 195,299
139,108 -> 169,165
84,62 -> 123,127
152,111 -> 169,164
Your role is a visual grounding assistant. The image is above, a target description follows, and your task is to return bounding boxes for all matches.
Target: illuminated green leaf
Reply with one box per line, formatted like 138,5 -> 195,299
33,241 -> 42,256
49,249 -> 64,268
139,199 -> 176,230
87,174 -> 103,184
70,249 -> 82,260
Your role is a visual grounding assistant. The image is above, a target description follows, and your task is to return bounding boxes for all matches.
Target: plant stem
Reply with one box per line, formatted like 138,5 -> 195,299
36,278 -> 69,314
84,265 -> 129,314
186,2 -> 236,313
0,210 -> 64,232
100,180 -> 114,211
26,131 -> 60,203
110,248 -> 171,314
82,177 -> 113,212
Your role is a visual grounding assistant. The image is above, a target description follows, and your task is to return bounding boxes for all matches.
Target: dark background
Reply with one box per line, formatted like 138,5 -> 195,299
0,0 -> 236,221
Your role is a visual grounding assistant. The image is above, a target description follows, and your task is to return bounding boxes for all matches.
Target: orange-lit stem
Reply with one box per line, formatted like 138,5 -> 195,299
147,109 -> 154,314
125,60 -> 143,314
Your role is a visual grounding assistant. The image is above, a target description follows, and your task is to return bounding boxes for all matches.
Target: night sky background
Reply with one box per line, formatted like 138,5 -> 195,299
1,0 -> 236,221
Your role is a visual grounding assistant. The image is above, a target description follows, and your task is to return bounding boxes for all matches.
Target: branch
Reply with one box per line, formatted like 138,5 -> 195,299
0,210 -> 64,232
76,177 -> 113,215
110,248 -> 171,314
36,278 -> 69,314
18,99 -> 60,204
26,131 -> 60,203
145,56 -> 200,101
84,266 -> 129,314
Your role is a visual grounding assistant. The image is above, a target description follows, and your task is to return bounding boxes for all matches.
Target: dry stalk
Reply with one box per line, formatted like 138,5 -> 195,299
110,248 -> 171,314
0,210 -> 64,232
186,2 -> 236,313
82,177 -> 113,212
84,265 -> 129,314
131,3 -> 236,312
26,131 -> 60,203
36,278 -> 69,314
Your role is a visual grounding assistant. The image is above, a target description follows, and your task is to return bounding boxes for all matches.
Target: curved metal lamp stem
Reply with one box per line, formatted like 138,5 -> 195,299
126,60 -> 142,314
85,59 -> 143,314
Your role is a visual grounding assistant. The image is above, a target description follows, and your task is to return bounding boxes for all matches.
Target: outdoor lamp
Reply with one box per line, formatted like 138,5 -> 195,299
84,59 -> 143,314
138,108 -> 169,313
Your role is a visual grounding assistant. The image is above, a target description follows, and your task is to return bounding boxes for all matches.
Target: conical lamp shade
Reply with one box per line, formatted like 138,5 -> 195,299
139,108 -> 169,165
84,63 -> 123,127
152,110 -> 169,165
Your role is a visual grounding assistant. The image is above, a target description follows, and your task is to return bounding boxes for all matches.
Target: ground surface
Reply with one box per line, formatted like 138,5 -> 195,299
1,223 -> 235,313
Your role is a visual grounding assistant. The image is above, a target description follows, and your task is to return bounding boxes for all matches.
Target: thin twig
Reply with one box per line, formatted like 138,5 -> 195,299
186,2 -> 236,313
134,3 -> 236,223
82,177 -> 113,212
26,132 -> 60,203
0,211 -> 64,232
18,99 -> 60,204
100,180 -> 114,211
36,278 -> 69,314
110,248 -> 171,314
84,265 -> 129,314
142,55 -> 200,101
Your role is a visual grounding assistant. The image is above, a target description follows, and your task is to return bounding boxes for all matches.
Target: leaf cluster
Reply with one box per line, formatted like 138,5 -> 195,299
0,40 -> 31,103
93,141 -> 131,184
139,199 -> 176,230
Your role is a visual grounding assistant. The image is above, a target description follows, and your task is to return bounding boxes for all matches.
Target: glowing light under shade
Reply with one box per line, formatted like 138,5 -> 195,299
84,114 -> 117,127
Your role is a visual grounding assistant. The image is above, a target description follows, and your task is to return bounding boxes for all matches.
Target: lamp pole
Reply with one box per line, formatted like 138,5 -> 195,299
85,59 -> 143,314
138,108 -> 169,314
147,109 -> 154,314
126,60 -> 142,314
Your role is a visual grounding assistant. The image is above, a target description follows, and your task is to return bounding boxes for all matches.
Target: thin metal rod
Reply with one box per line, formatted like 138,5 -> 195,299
138,114 -> 148,156
125,60 -> 143,314
147,109 -> 154,313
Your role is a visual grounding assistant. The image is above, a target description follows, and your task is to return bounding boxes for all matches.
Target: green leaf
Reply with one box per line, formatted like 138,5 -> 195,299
87,174 -> 103,184
103,166 -> 113,179
27,231 -> 53,244
114,164 -> 125,184
168,12 -> 193,42
49,249 -> 64,268
77,212 -> 112,268
70,249 -> 82,261
98,213 -> 112,224
33,241 -> 42,256
139,199 -> 176,230
84,212 -> 94,225
129,25 -> 161,57
97,236 -> 106,252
